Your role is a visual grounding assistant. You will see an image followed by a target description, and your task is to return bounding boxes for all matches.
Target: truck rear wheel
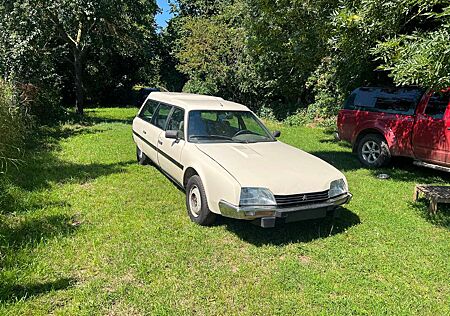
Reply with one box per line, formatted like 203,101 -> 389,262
357,134 -> 391,168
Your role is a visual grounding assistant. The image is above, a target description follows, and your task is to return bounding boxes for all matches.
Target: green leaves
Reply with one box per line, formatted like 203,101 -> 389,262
0,0 -> 160,113
373,4 -> 450,89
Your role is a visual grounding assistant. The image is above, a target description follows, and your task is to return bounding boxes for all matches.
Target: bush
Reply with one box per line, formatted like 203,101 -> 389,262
0,79 -> 30,173
257,105 -> 277,121
284,104 -> 337,129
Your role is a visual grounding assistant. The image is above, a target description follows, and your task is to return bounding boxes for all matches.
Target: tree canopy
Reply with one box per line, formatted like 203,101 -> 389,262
166,0 -> 450,118
1,0 -> 159,114
1,0 -> 449,119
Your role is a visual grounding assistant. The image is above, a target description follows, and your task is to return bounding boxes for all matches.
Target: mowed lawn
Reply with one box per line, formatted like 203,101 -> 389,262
0,108 -> 449,315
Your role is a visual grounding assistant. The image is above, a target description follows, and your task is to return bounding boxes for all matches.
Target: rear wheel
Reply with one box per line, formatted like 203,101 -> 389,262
186,175 -> 216,226
136,146 -> 151,165
357,134 -> 391,168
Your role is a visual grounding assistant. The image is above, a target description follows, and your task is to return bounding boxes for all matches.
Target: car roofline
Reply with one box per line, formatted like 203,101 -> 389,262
146,92 -> 250,111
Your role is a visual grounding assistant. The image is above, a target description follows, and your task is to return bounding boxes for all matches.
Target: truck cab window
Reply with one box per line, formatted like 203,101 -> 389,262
425,92 -> 450,119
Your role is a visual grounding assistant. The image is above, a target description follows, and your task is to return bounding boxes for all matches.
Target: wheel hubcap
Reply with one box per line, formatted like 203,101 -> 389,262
189,186 -> 201,217
138,149 -> 143,159
362,141 -> 381,164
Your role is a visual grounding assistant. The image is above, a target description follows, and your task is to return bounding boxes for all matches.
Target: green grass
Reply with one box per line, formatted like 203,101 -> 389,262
0,108 -> 449,315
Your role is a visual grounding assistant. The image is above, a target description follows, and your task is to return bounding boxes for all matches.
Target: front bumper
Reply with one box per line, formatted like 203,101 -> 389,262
219,193 -> 352,226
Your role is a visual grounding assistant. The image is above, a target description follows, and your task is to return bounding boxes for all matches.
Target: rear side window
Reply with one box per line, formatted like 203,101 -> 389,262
139,100 -> 159,121
153,104 -> 173,129
425,92 -> 450,119
344,87 -> 424,115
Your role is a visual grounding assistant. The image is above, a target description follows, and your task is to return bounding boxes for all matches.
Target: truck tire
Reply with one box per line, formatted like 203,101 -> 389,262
186,175 -> 216,226
357,134 -> 391,168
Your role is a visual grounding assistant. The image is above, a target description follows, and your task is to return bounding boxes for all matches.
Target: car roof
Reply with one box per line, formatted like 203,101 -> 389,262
147,92 -> 250,111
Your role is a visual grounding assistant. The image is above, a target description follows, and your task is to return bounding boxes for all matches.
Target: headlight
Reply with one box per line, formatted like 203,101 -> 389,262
239,188 -> 276,206
329,179 -> 347,198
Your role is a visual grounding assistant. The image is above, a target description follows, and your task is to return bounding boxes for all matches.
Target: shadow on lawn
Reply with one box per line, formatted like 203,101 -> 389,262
311,150 -> 450,183
0,214 -> 78,250
82,109 -> 135,125
218,207 -> 360,246
4,121 -> 135,193
409,200 -> 450,230
0,277 -> 76,303
0,214 -> 79,303
14,157 -> 135,192
312,147 -> 450,230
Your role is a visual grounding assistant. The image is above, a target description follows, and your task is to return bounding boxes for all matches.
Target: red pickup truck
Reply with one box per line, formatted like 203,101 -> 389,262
337,87 -> 450,170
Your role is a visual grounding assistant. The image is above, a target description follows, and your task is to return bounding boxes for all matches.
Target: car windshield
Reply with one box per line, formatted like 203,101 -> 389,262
187,110 -> 275,143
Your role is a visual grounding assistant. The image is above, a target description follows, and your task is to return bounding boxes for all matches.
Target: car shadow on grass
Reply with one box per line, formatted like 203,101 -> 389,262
0,277 -> 76,303
311,150 -> 450,182
310,150 -> 362,172
216,207 -> 360,246
370,157 -> 450,184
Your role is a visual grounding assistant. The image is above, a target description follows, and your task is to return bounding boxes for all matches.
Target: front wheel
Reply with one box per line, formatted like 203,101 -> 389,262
186,175 -> 216,226
357,134 -> 391,168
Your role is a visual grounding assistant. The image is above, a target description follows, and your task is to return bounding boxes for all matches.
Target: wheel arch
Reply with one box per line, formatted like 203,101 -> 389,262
353,128 -> 389,153
182,160 -> 241,215
183,167 -> 199,189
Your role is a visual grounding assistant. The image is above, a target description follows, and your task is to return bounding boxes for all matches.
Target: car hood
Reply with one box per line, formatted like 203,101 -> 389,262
195,141 -> 345,195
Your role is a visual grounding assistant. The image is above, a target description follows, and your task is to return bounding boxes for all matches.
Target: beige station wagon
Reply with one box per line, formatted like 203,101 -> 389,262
132,92 -> 352,228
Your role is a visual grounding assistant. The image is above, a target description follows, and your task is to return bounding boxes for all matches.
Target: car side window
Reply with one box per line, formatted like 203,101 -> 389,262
139,100 -> 159,122
166,107 -> 185,139
425,92 -> 450,119
153,103 -> 173,129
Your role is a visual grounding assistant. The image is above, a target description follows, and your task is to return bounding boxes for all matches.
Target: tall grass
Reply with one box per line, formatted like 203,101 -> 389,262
0,79 -> 29,173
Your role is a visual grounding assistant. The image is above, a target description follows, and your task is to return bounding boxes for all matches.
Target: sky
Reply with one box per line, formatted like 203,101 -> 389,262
155,0 -> 174,29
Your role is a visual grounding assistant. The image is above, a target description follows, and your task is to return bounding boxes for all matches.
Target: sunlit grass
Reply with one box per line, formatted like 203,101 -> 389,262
0,108 -> 448,315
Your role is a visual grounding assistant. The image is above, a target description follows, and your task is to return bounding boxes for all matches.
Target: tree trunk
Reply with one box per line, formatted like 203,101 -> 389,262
73,47 -> 84,115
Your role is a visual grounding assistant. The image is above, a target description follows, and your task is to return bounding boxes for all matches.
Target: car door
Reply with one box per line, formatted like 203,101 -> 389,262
133,99 -> 160,162
157,106 -> 186,183
412,92 -> 450,164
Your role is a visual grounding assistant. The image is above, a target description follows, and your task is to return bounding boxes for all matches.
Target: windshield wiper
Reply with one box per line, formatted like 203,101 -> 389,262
189,135 -> 246,143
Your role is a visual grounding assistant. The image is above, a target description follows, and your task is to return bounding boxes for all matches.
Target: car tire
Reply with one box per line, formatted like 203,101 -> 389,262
357,134 -> 391,168
186,175 -> 216,226
136,146 -> 151,165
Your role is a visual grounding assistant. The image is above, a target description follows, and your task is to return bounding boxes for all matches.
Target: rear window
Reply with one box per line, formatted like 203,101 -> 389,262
344,87 -> 424,115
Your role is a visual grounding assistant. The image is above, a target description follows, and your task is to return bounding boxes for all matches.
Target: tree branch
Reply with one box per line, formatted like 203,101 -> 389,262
45,9 -> 77,47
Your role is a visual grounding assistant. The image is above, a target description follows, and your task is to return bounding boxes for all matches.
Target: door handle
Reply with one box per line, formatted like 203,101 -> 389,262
158,140 -> 163,145
447,127 -> 450,130
143,130 -> 147,134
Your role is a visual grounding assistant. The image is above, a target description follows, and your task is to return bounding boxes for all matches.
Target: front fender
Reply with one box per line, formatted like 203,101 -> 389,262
183,147 -> 241,215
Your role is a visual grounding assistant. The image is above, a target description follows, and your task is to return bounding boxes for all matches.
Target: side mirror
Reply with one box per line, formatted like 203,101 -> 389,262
272,130 -> 281,138
165,130 -> 179,139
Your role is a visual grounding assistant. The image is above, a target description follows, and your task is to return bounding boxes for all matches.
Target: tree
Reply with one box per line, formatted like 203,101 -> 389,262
0,0 -> 158,114
373,3 -> 450,89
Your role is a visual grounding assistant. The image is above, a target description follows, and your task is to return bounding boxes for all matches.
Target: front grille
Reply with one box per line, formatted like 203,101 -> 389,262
274,190 -> 329,208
